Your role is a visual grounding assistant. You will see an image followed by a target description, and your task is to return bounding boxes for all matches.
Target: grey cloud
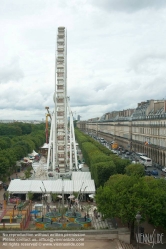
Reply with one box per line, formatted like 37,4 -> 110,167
130,52 -> 166,74
93,81 -> 110,91
91,0 -> 166,13
0,58 -> 24,83
0,82 -> 54,112
0,0 -> 48,18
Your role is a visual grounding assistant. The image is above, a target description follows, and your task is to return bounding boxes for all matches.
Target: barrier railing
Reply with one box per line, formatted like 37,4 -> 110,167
0,201 -> 32,230
0,208 -> 7,222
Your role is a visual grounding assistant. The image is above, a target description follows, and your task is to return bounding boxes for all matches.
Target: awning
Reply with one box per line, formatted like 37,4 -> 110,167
7,179 -> 95,194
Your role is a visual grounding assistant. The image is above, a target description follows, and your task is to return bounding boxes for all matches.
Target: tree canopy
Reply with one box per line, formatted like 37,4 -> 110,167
75,128 -> 131,187
0,122 -> 45,181
125,163 -> 145,177
95,174 -> 166,230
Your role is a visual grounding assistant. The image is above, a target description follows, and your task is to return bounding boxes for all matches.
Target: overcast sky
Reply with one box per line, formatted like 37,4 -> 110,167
1,0 -> 166,121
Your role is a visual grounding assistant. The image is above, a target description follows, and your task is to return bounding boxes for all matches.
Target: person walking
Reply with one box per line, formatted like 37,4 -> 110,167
46,204 -> 50,212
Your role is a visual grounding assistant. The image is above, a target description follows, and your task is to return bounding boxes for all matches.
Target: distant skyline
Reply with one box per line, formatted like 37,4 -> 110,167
1,0 -> 166,120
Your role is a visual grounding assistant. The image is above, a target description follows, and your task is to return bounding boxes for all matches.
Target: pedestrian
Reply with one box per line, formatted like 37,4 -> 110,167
46,204 -> 50,212
4,185 -> 8,191
84,213 -> 87,221
14,205 -> 17,210
41,215 -> 44,222
0,203 -> 2,209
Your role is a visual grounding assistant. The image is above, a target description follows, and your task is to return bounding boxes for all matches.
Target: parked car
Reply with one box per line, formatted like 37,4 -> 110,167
157,164 -> 163,170
126,152 -> 131,155
145,170 -> 151,176
162,167 -> 166,173
111,150 -> 118,154
124,154 -> 130,159
151,170 -> 159,176
131,161 -> 139,164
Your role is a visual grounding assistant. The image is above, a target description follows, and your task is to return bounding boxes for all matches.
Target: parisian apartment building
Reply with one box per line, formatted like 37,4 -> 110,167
77,99 -> 166,166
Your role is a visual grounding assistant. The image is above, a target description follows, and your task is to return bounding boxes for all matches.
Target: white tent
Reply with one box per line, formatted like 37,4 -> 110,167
72,172 -> 91,180
40,143 -> 49,149
32,150 -> 38,156
7,179 -> 95,194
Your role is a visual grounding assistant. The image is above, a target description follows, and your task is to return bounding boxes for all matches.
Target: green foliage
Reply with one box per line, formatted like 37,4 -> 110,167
81,142 -> 101,168
75,128 -> 112,156
24,166 -> 32,179
15,122 -> 32,135
51,193 -> 58,202
12,143 -> 28,160
88,136 -> 112,156
75,128 -> 131,187
27,191 -> 34,200
142,177 -> 166,228
0,124 -> 22,136
29,131 -> 45,150
73,192 -> 78,198
95,174 -> 166,230
0,156 -> 10,180
92,161 -> 117,187
4,191 -> 10,201
75,130 -> 89,151
125,163 -> 145,177
112,157 -> 130,174
0,137 -> 11,150
90,154 -> 111,165
0,122 -> 45,180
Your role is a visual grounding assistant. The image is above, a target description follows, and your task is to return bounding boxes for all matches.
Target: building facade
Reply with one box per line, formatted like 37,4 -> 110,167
77,100 -> 166,166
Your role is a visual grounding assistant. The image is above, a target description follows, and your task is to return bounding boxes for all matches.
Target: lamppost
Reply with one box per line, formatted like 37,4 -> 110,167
135,211 -> 142,249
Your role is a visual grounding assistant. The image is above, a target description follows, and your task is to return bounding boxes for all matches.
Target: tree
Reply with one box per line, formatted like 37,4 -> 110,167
4,191 -> 10,203
95,174 -> 166,236
125,163 -> 145,177
113,157 -> 130,174
73,192 -> 78,198
0,123 -> 45,178
91,161 -> 116,187
27,191 -> 34,201
51,193 -> 58,203
0,156 -> 10,181
24,166 -> 32,179
143,177 -> 166,229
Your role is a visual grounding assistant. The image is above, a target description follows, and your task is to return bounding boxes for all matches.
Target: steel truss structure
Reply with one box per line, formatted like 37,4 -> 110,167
46,27 -> 78,174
